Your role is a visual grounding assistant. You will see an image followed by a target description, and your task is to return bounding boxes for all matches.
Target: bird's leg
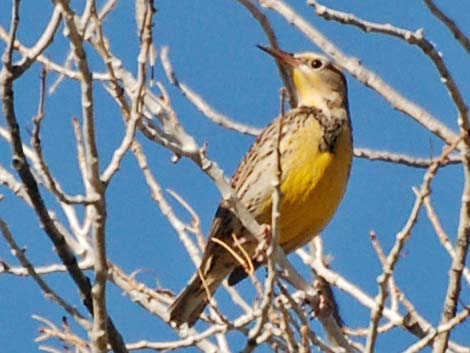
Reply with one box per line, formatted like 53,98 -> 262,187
253,224 -> 272,263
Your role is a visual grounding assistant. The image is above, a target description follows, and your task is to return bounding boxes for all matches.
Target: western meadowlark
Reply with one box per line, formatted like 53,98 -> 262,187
169,46 -> 353,327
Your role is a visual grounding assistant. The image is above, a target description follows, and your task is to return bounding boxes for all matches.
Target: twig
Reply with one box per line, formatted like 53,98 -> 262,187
166,189 -> 207,251
276,301 -> 299,352
0,2 -> 127,352
344,323 -> 395,338
0,24 -> 110,82
308,0 -> 468,128
244,89 -> 285,351
0,164 -> 31,205
404,306 -> 470,353
3,0 -> 20,70
423,197 -> 470,284
236,0 -> 297,108
365,135 -> 463,353
13,6 -> 62,78
99,91 -> 141,183
354,147 -> 460,168
137,79 -> 264,242
299,326 -> 311,353
282,316 -> 300,352
100,0 -> 150,184
161,46 -> 261,136
308,238 -> 355,351
132,142 -> 203,266
125,339 -> 220,352
0,260 -> 92,276
53,1 -> 109,351
277,283 -> 339,353
297,247 -> 427,339
71,118 -> 90,191
31,69 -> 95,205
108,263 -> 230,353
0,219 -> 90,330
34,315 -> 90,353
433,12 -> 470,343
0,126 -> 88,254
434,150 -> 470,351
166,188 -> 253,314
423,0 -> 470,54
369,231 -> 399,314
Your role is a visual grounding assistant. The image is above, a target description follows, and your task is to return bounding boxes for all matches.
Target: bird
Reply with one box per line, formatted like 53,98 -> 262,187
169,46 -> 353,327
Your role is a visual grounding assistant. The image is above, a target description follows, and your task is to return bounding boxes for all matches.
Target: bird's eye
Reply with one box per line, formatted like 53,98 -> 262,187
310,59 -> 323,69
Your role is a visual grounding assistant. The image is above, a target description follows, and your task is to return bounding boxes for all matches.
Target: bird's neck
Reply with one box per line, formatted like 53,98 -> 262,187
297,90 -> 348,121
293,74 -> 346,113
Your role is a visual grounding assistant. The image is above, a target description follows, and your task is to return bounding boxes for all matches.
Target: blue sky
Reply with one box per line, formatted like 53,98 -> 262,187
1,1 -> 470,352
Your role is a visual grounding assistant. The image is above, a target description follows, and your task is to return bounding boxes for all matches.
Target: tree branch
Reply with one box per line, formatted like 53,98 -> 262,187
0,219 -> 91,330
259,0 -> 458,145
308,0 -> 468,128
423,0 -> 470,54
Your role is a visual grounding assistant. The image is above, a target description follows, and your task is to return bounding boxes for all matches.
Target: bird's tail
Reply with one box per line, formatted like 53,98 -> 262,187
169,270 -> 225,328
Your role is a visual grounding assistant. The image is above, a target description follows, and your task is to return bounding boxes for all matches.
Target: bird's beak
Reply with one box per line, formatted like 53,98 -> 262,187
257,45 -> 300,68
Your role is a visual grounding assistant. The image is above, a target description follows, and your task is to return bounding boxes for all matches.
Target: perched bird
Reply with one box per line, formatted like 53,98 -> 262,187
169,46 -> 353,327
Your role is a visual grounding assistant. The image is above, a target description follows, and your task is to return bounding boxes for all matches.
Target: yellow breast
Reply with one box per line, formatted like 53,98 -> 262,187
258,117 -> 353,252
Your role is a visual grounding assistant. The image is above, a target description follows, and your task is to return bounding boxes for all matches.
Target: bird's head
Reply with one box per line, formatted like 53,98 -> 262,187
258,45 -> 348,111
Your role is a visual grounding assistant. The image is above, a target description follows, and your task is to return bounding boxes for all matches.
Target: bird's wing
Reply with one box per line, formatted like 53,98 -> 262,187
232,107 -> 323,218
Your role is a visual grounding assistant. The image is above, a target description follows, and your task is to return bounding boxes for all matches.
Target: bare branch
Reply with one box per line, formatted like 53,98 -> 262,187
243,90 -> 285,351
0,164 -> 31,204
132,143 -> 203,265
259,0 -> 458,145
423,0 -> 470,54
108,263 -> 222,353
2,0 -> 20,70
31,70 -> 95,205
355,147 -> 460,168
0,219 -> 90,330
0,260 -> 92,276
161,46 -> 261,136
34,315 -> 90,353
0,2 -> 127,352
14,6 -> 62,78
236,0 -> 298,108
434,148 -> 470,351
1,1 -> 94,328
277,283 -> 341,353
1,25 -> 111,81
424,197 -> 470,284
100,0 -> 151,184
308,0 -> 468,127
365,135 -> 463,353
52,1 -> 108,350
404,307 -> 470,353
1,0 -> 469,351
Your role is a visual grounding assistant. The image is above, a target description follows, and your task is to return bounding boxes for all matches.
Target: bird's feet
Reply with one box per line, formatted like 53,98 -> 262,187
254,224 -> 272,262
